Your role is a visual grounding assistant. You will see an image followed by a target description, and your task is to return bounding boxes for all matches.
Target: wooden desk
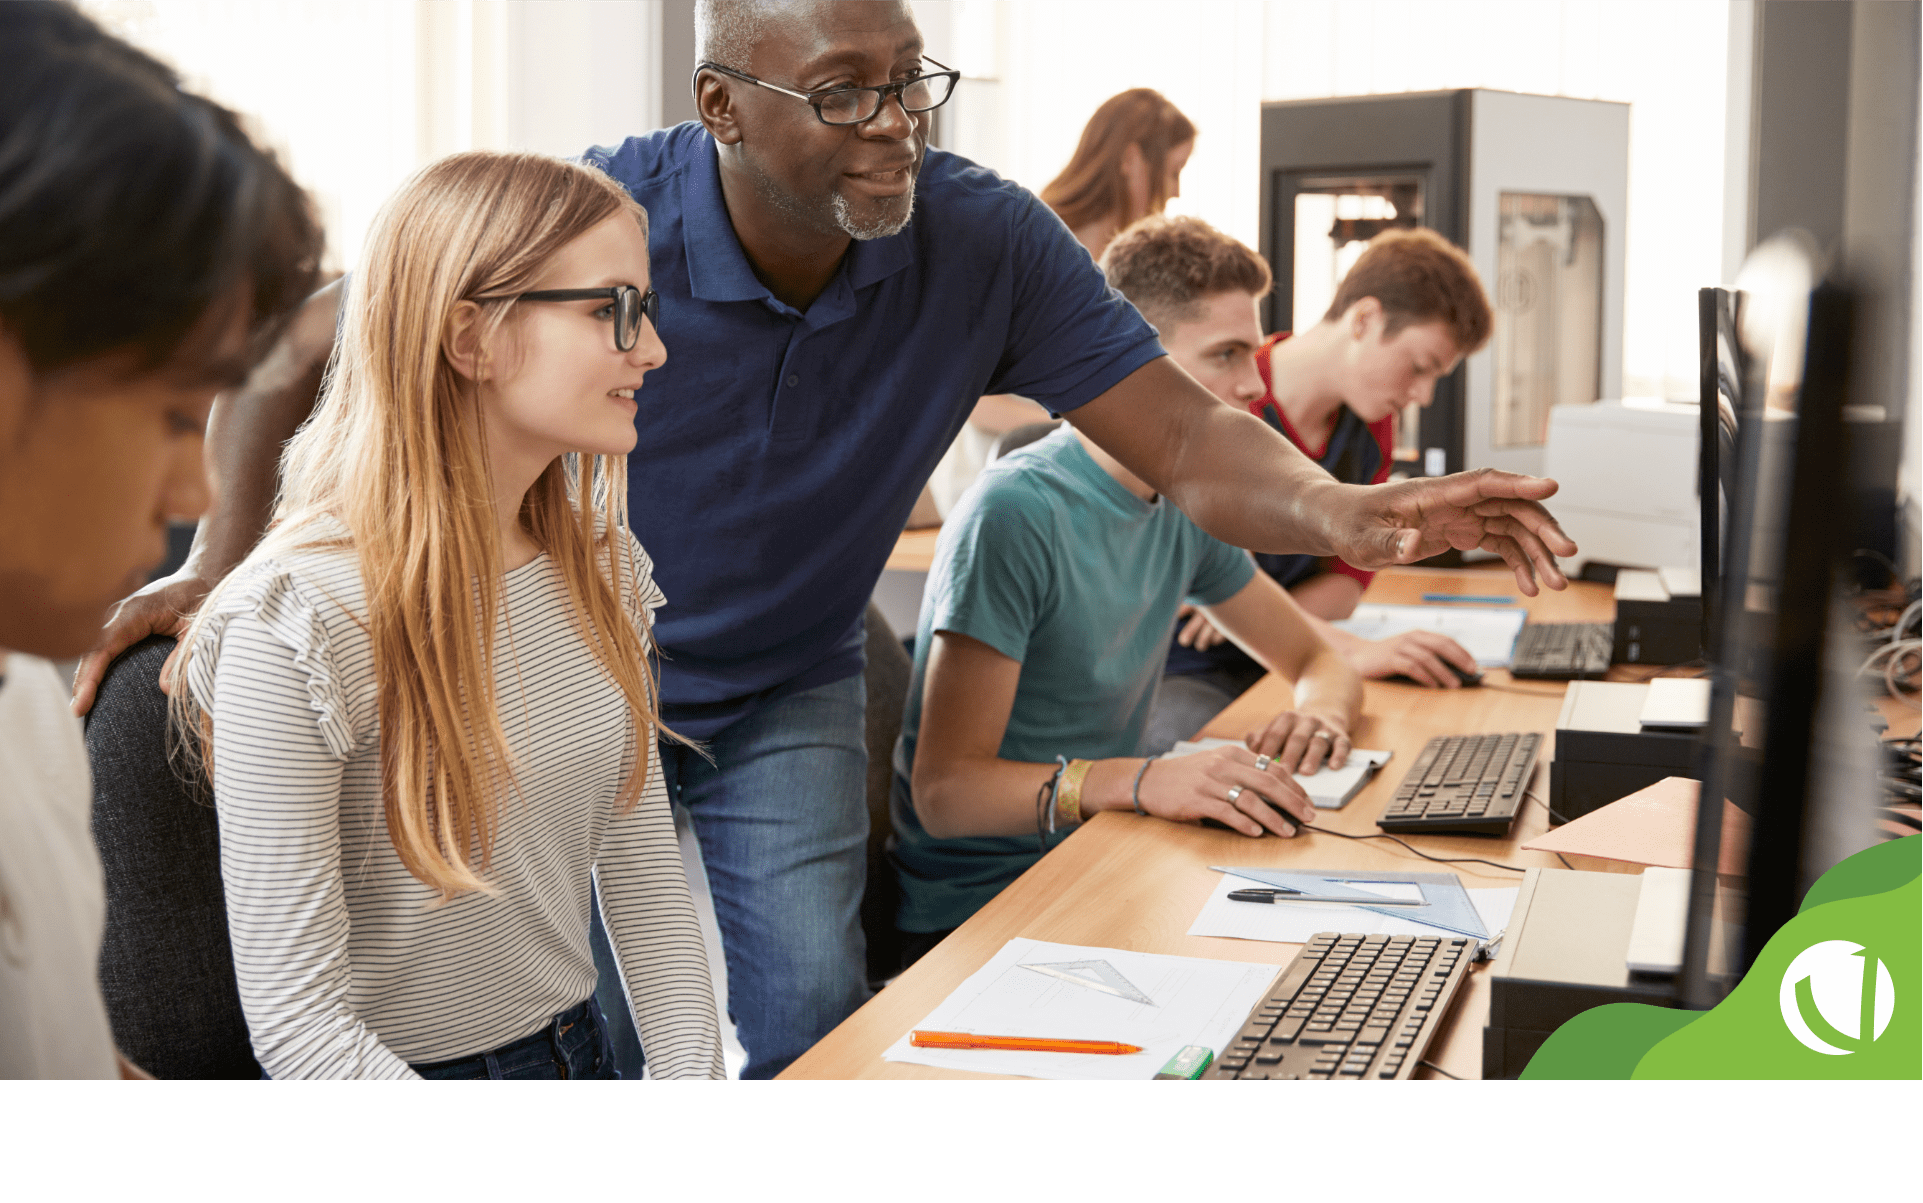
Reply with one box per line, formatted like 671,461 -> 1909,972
885,527 -> 941,573
781,568 -> 1681,1080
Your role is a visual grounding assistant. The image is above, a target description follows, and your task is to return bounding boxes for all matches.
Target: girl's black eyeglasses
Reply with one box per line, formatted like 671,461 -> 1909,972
477,285 -> 660,352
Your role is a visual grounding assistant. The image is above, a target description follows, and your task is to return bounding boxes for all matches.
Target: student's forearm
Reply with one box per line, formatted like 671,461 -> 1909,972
1289,571 -> 1365,621
1301,609 -> 1367,660
913,754 -> 1156,840
1291,644 -> 1362,729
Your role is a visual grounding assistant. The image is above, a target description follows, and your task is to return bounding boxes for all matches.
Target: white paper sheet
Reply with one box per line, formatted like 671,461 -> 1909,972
881,938 -> 1279,1080
1186,872 -> 1520,944
1166,738 -> 1394,809
1331,603 -> 1528,667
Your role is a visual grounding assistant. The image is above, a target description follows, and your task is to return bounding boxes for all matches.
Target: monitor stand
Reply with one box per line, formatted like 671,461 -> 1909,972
1482,868 -> 1681,1078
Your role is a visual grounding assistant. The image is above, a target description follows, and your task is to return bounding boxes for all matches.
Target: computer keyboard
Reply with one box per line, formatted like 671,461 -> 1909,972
1379,732 -> 1541,836
1207,932 -> 1476,1079
1508,620 -> 1613,678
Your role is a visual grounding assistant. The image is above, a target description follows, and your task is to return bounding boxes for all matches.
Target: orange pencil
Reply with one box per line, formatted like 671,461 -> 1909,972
910,1030 -> 1144,1055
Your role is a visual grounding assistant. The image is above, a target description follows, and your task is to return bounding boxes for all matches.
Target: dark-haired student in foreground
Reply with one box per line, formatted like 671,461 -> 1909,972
1146,227 -> 1496,753
0,1 -> 320,1078
75,0 -> 1575,1079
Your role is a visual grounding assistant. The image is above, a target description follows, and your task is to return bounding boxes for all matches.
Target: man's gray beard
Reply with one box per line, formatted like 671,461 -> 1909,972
831,181 -> 915,241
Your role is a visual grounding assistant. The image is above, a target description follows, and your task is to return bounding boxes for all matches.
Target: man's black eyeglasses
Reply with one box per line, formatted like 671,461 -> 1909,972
694,57 -> 959,126
477,285 -> 660,352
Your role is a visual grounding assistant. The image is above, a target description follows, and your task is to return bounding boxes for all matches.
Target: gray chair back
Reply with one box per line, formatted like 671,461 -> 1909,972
860,603 -> 912,986
86,636 -> 259,1079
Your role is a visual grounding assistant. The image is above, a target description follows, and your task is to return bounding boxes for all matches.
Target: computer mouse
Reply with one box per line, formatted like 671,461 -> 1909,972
1387,663 -> 1483,688
1201,801 -> 1300,837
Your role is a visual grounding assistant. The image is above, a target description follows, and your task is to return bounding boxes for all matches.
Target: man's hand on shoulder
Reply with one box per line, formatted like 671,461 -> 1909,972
69,572 -> 209,715
1326,469 -> 1577,596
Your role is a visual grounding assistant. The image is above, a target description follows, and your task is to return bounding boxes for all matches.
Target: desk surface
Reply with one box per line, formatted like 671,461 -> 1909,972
886,527 -> 941,573
780,566 -> 1913,1080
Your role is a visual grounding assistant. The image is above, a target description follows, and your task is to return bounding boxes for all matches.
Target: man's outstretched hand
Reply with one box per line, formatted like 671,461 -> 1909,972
1328,469 -> 1578,595
69,572 -> 211,716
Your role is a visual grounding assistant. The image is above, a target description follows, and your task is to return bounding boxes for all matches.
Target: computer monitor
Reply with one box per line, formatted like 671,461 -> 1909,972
1697,286 -> 1744,655
1678,234 -> 1875,1008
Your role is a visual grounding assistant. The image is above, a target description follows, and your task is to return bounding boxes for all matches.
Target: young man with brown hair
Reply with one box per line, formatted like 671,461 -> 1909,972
1147,227 -> 1495,751
892,219 -> 1361,956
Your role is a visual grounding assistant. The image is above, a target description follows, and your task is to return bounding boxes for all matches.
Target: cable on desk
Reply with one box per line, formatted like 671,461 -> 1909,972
1525,789 -> 1572,827
1301,822 -> 1528,875
1417,1059 -> 1460,1080
1519,790 -> 1575,868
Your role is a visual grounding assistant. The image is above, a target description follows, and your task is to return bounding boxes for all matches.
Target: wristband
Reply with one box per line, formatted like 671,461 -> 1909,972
1056,758 -> 1094,829
1131,757 -> 1153,816
1036,755 -> 1067,852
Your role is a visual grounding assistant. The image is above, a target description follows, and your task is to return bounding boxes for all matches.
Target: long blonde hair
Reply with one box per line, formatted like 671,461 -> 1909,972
174,151 -> 671,898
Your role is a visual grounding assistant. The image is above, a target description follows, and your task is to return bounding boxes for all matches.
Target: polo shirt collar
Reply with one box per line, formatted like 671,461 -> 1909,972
682,138 -> 767,304
681,135 -> 916,307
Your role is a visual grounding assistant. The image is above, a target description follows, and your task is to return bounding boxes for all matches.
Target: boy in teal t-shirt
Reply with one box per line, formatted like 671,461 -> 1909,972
891,217 -> 1364,952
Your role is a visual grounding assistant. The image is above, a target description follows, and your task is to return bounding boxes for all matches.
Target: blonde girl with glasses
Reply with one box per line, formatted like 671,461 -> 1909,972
169,151 -> 722,1079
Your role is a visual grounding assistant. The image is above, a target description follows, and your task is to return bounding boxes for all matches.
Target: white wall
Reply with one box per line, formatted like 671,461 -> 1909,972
89,0 -> 1736,406
927,0 -> 1732,404
930,0 -> 1268,250
83,0 -> 666,273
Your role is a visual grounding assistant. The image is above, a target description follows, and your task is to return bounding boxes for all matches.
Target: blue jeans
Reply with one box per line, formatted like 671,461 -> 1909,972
408,998 -> 615,1079
592,673 -> 871,1080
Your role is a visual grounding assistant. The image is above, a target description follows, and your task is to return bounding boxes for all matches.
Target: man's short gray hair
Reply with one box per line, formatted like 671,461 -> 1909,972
694,0 -> 796,70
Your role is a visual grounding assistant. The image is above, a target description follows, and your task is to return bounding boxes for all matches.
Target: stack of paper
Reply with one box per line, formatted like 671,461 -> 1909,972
1166,738 -> 1393,809
882,938 -> 1278,1080
1332,603 -> 1528,667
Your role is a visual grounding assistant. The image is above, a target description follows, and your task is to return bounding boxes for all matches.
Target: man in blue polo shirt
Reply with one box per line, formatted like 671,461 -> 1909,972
80,0 -> 1578,1079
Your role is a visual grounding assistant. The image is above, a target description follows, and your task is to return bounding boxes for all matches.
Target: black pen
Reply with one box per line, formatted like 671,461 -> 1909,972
1226,887 -> 1425,906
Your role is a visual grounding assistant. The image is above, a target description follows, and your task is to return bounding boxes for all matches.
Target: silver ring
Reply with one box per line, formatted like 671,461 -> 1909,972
1310,730 -> 1333,741
1253,754 -> 1273,772
1225,785 -> 1244,804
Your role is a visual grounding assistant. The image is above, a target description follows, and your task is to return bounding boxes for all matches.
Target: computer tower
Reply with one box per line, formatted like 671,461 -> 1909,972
1258,89 -> 1628,481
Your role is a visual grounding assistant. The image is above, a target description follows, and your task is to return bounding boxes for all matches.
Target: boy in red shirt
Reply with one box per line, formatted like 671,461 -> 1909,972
1138,227 -> 1495,752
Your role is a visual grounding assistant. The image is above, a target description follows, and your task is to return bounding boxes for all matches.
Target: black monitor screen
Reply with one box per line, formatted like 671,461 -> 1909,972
1680,235 -> 1875,1007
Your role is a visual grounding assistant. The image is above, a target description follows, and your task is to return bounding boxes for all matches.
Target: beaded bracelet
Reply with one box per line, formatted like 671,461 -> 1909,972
1131,757 -> 1154,816
1035,755 -> 1068,853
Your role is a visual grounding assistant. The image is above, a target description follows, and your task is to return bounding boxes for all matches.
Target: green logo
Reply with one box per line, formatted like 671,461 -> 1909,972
1522,836 -> 1920,1079
1780,941 -> 1895,1054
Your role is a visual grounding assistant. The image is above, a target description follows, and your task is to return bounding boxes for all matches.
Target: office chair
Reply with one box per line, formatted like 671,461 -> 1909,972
85,636 -> 260,1079
989,420 -> 1062,462
860,603 -> 912,987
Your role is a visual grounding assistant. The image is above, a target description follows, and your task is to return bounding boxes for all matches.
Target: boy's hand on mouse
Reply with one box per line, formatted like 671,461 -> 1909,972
1140,746 -> 1311,837
1345,630 -> 1478,689
1247,710 -> 1351,775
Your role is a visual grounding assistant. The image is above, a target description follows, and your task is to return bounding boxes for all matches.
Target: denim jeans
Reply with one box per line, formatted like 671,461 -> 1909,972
408,998 -> 615,1079
593,673 -> 871,1080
